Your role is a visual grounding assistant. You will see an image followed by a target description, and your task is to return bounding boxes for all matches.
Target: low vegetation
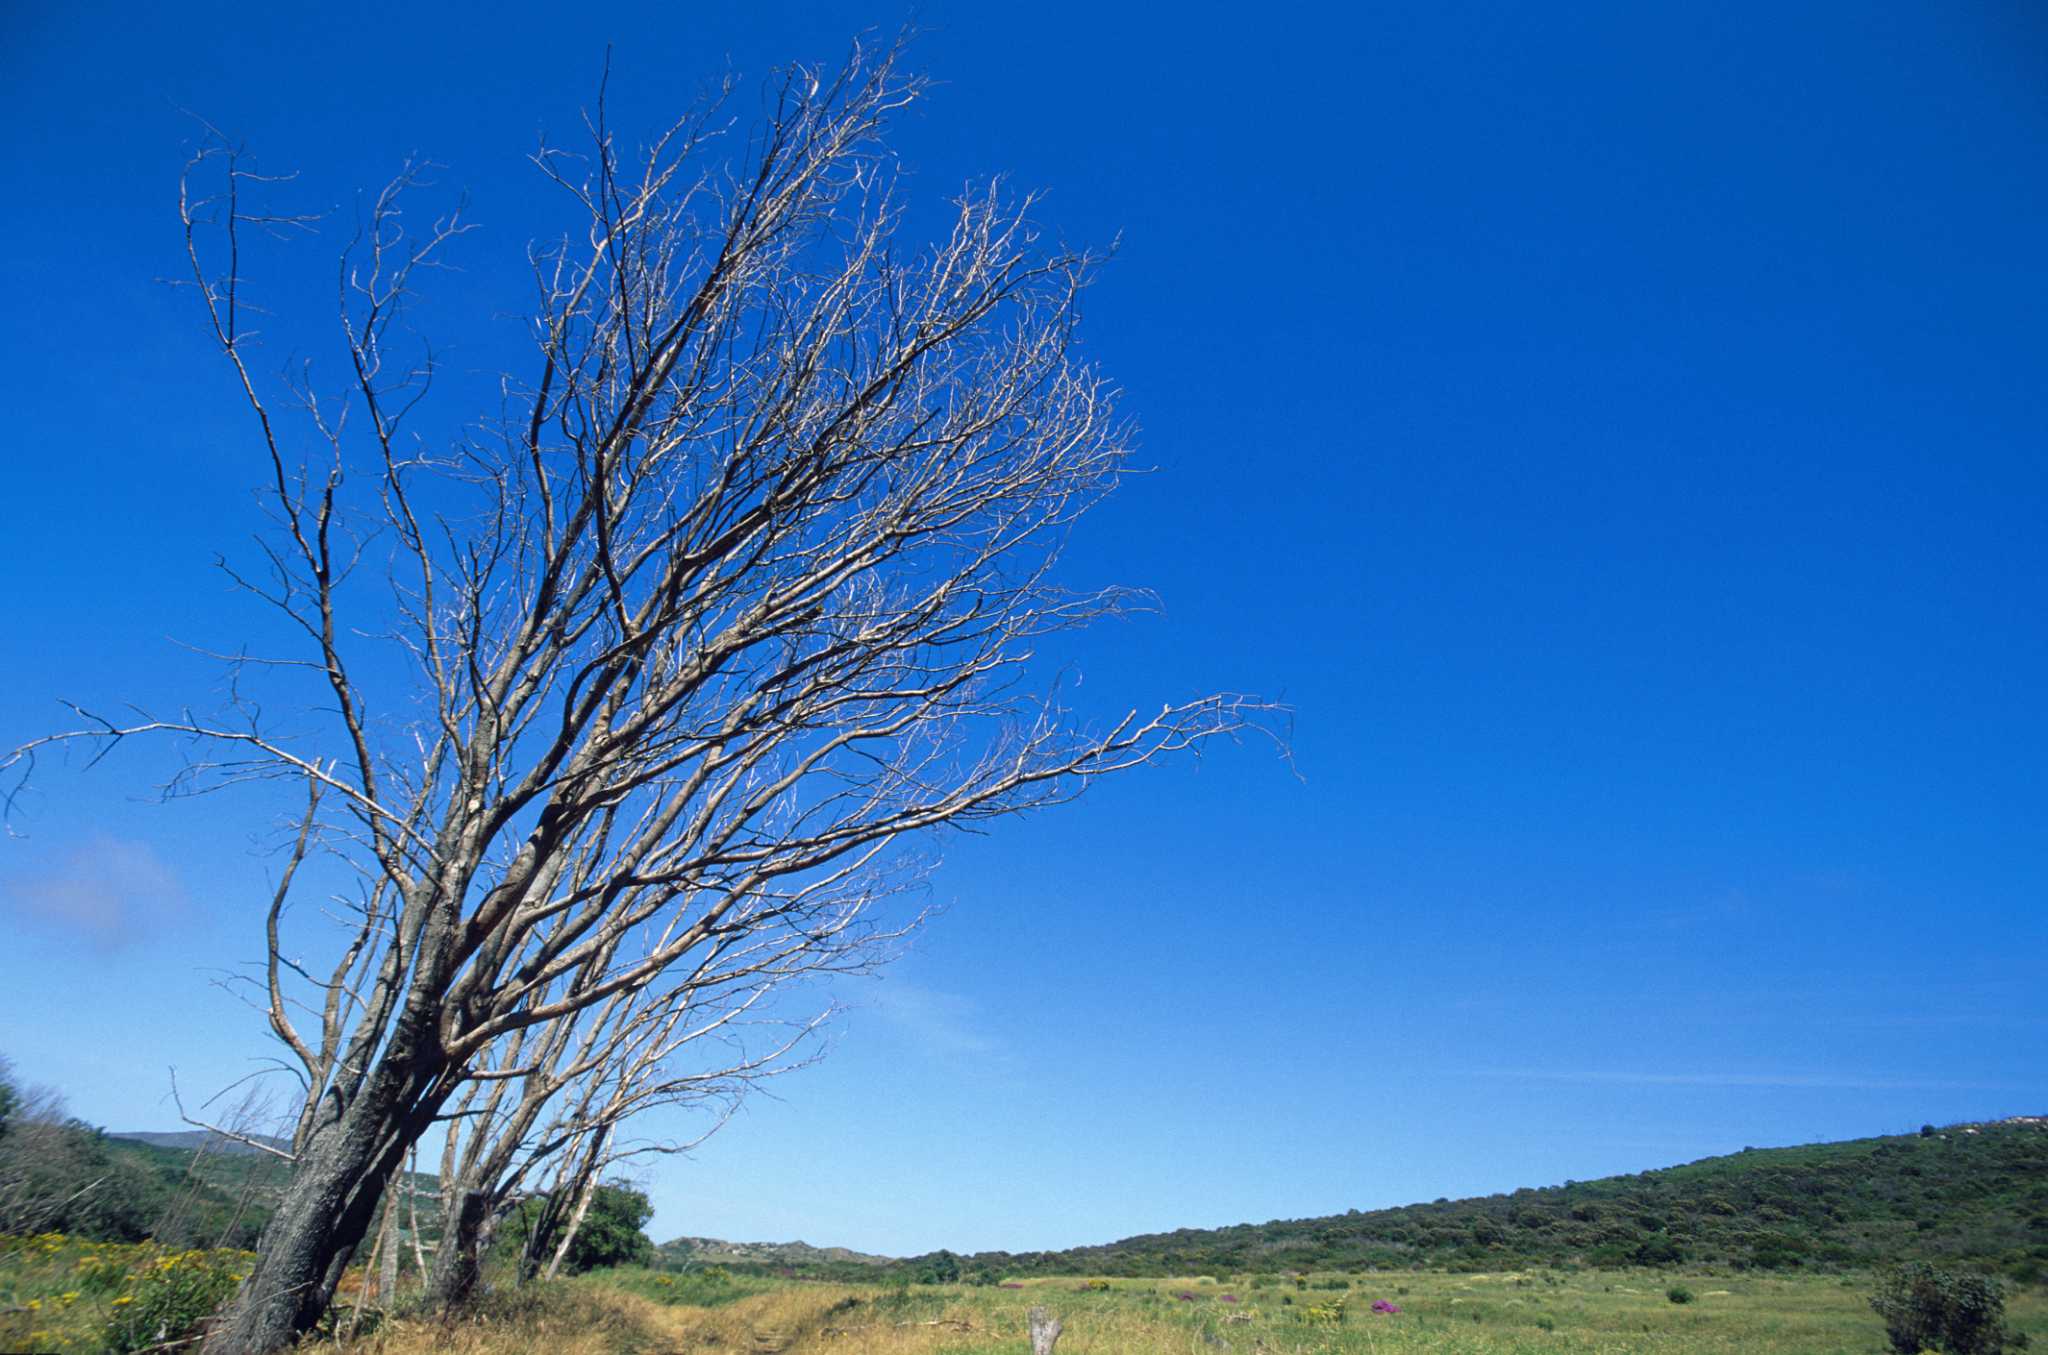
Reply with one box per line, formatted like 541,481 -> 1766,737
0,1232 -> 253,1354
7,1049 -> 2043,1352
1870,1261 -> 2025,1355
830,1118 -> 2048,1286
323,1268 -> 2046,1355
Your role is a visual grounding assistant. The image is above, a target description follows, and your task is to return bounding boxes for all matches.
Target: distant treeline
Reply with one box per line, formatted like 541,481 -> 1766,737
719,1121 -> 2048,1286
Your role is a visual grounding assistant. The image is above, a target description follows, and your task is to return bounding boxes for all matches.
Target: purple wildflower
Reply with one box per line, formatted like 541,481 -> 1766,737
1370,1299 -> 1402,1315
1220,1294 -> 1239,1303
1177,1291 -> 1198,1302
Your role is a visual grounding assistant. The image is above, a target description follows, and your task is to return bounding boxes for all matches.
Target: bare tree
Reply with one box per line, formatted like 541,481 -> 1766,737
4,34 -> 1277,1354
424,921 -> 847,1306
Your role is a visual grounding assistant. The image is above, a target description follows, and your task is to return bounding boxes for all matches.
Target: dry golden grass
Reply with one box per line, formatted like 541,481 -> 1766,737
345,1284 -> 1072,1355
336,1270 -> 2048,1355
343,1284 -> 685,1355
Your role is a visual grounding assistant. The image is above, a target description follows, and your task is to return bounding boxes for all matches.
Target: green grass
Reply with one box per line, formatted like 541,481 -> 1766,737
382,1266 -> 2039,1355
865,1270 -> 2048,1354
0,1231 -> 253,1354
13,1240 -> 2035,1355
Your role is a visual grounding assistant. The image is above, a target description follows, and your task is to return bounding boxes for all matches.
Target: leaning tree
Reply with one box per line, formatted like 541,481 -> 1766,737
422,907 -> 853,1306
5,35 -> 1276,1354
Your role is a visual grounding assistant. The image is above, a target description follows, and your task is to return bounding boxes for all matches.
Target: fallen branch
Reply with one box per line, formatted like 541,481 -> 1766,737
895,1318 -> 976,1330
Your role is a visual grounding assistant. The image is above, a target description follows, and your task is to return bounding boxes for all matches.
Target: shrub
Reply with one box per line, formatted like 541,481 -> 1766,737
1869,1262 -> 2015,1355
1633,1233 -> 1688,1266
103,1248 -> 244,1354
912,1249 -> 961,1284
1300,1295 -> 1347,1325
497,1182 -> 655,1275
1667,1285 -> 1695,1304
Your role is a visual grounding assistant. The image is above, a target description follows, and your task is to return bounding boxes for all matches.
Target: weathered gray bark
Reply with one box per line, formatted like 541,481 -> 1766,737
202,1017 -> 454,1354
406,1145 -> 428,1278
540,1166 -> 603,1282
376,1180 -> 400,1300
203,1124 -> 392,1350
425,1186 -> 495,1311
1029,1305 -> 1063,1355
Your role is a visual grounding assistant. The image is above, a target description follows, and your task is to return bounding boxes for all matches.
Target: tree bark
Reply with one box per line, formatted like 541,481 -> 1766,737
1029,1306 -> 1063,1355
202,1122 -> 392,1351
541,1170 -> 602,1282
377,1177 -> 400,1300
425,1186 -> 494,1311
203,1027 -> 451,1354
406,1144 -> 428,1279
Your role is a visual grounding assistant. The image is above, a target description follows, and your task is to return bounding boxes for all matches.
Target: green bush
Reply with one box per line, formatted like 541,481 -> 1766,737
1869,1262 -> 2015,1355
103,1248 -> 244,1354
1667,1285 -> 1694,1304
498,1183 -> 655,1276
912,1249 -> 962,1284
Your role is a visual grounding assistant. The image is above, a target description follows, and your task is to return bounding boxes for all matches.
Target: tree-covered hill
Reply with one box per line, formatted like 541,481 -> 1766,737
656,1235 -> 894,1269
0,1060 -> 439,1251
856,1118 -> 2046,1284
108,1129 -> 294,1158
0,1123 -> 288,1249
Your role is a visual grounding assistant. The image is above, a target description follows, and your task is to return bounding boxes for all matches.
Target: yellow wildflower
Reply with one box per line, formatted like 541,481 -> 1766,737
113,1295 -> 135,1306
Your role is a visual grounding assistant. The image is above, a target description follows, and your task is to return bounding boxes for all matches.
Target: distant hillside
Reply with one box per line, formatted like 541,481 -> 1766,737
10,1129 -> 435,1252
657,1235 -> 894,1269
109,1129 -> 294,1158
802,1117 -> 2045,1284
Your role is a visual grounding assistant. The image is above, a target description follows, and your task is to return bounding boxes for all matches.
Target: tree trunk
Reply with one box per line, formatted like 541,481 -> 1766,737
344,1188 -> 391,1340
407,1144 -> 429,1278
516,1194 -> 560,1285
377,1177 -> 400,1300
202,1033 -> 450,1354
426,1186 -> 495,1311
1028,1306 -> 1063,1355
541,1170 -> 602,1281
201,1120 -> 395,1352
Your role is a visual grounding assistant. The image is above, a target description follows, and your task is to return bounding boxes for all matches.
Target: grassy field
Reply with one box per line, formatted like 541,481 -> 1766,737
6,1236 -> 2043,1353
337,1268 -> 2048,1355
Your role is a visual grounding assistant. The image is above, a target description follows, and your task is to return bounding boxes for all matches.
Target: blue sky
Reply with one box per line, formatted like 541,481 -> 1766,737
2,1 -> 2044,1256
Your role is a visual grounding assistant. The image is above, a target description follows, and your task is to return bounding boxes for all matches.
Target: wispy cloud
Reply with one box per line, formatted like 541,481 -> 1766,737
864,981 -> 999,1058
3,836 -> 188,952
1469,1068 -> 2019,1092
